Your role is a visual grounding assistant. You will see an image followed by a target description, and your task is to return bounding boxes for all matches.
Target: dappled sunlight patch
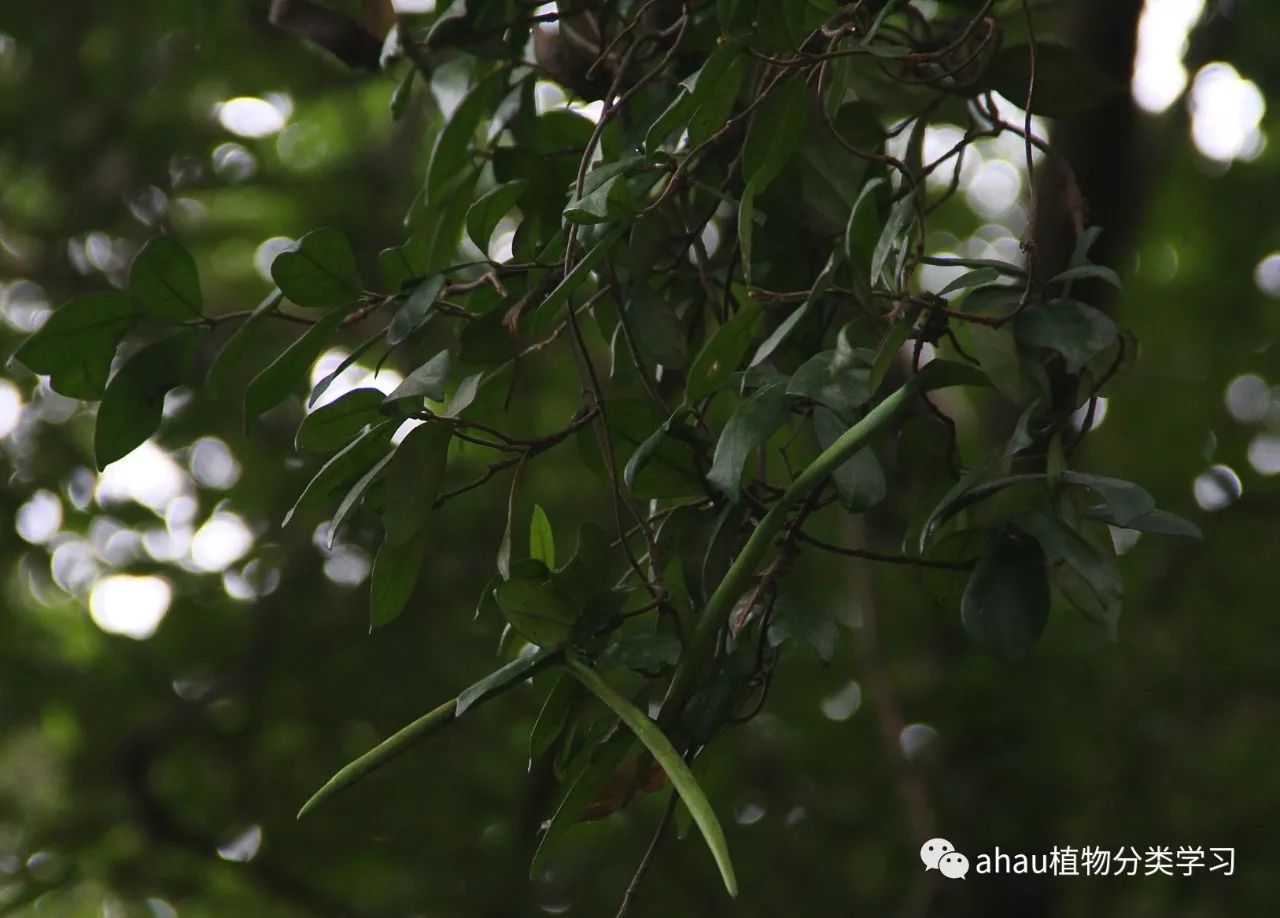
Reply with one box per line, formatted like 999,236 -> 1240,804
88,574 -> 171,640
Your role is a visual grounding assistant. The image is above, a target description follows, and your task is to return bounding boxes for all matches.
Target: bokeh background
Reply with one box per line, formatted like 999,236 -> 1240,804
2,1 -> 1278,915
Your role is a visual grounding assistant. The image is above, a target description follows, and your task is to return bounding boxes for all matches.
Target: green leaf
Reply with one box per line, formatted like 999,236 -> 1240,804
530,674 -> 579,764
742,76 -> 806,192
94,331 -> 198,469
766,593 -> 838,663
1082,505 -> 1201,538
1061,472 -> 1156,527
456,646 -> 560,717
295,387 -> 385,452
308,331 -> 382,407
961,531 -> 1050,661
939,268 -> 1002,296
530,504 -> 556,568
845,176 -> 887,300
384,423 -> 451,545
466,179 -> 527,253
813,407 -> 885,512
283,421 -> 396,526
386,349 -> 453,405
206,290 -> 282,399
589,402 -> 704,500
707,383 -> 789,501
270,228 -> 362,309
494,570 -> 578,647
645,88 -> 695,158
625,290 -> 688,369
688,51 -> 746,147
1014,300 -> 1118,373
686,300 -> 764,400
445,370 -> 483,417
387,275 -> 445,346
1014,508 -> 1123,639
787,349 -> 870,420
869,315 -> 911,395
426,72 -> 501,200
327,451 -> 394,548
129,236 -> 202,321
530,731 -> 633,877
914,358 -> 991,393
871,195 -> 915,288
538,225 -> 626,319
13,293 -> 135,400
564,659 -> 738,897
244,309 -> 345,427
370,524 -> 429,629
751,255 -> 836,367
596,633 -> 681,671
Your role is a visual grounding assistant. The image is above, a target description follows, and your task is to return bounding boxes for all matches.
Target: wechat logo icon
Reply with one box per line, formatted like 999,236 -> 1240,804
921,838 -> 970,879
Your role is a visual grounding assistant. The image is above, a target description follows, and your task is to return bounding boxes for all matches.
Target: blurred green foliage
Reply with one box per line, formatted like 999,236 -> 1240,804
1,1 -> 1278,916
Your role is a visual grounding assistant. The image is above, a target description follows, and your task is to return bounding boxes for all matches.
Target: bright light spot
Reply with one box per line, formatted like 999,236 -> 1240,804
16,490 -> 62,544
190,437 -> 242,490
0,378 -> 23,438
734,802 -> 766,826
1247,434 -> 1280,475
1253,253 -> 1280,297
216,97 -> 287,139
1193,464 -> 1242,511
211,142 -> 258,182
1224,373 -> 1269,423
254,236 -> 294,282
1132,0 -> 1205,113
217,825 -> 263,863
1188,62 -> 1266,163
50,539 -> 100,594
97,441 -> 190,513
922,124 -> 971,191
89,575 -> 172,639
820,681 -> 862,721
393,0 -> 436,12
965,159 -> 1022,218
308,348 -> 404,409
223,559 -> 281,601
899,723 -> 938,761
190,512 -> 254,573
1072,396 -> 1109,432
324,545 -> 371,586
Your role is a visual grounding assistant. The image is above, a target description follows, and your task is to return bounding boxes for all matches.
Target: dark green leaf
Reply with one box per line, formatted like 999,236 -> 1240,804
466,179 -> 528,252
244,309 -> 345,427
370,525 -> 429,629
94,331 -> 198,469
1061,472 -> 1156,527
426,72 -> 501,200
1052,264 -> 1123,289
538,225 -> 626,319
707,383 -> 789,501
387,275 -> 445,346
129,236 -> 202,321
530,674 -> 579,764
766,594 -> 838,663
283,420 -> 396,526
813,407 -> 886,511
871,195 -> 914,287
787,349 -> 870,420
687,45 -> 746,147
270,228 -> 362,309
327,451 -> 394,548
686,300 -> 764,400
742,76 -> 806,192
1014,508 -> 1123,639
387,349 -> 453,406
13,293 -> 135,400
1014,300 -> 1118,373
384,423 -> 451,545
961,531 -> 1050,661
295,387 -> 385,452
495,571 -> 578,647
206,290 -> 282,399
939,267 -> 1002,296
1082,505 -> 1201,538
914,358 -> 991,393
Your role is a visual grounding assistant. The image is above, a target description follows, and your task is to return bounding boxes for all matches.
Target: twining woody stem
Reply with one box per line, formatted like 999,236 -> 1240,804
656,379 -> 920,729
